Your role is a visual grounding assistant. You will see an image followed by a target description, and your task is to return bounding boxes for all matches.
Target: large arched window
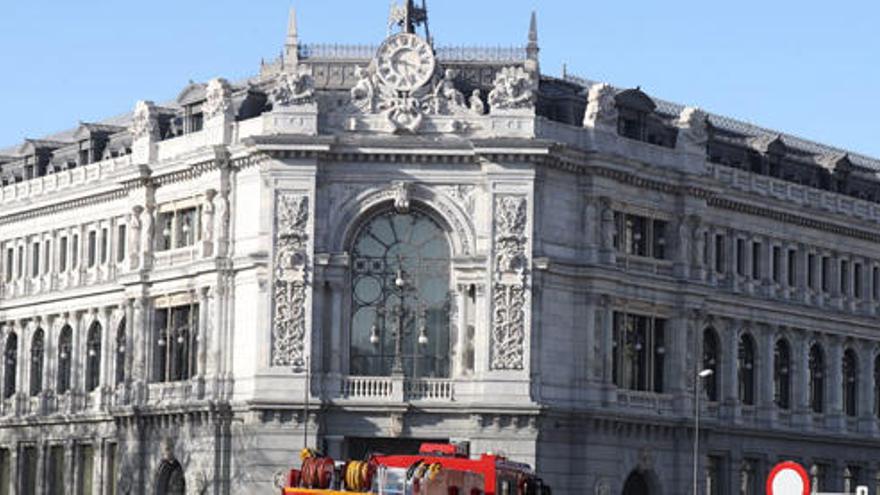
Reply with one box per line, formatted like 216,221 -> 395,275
3,332 -> 17,399
702,328 -> 719,401
809,343 -> 824,413
29,328 -> 44,397
737,333 -> 756,405
57,326 -> 72,394
115,317 -> 126,387
843,349 -> 858,417
349,208 -> 451,378
85,322 -> 102,392
773,338 -> 791,409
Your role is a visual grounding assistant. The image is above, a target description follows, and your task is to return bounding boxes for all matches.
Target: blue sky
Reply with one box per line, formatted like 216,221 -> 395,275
0,1 -> 877,157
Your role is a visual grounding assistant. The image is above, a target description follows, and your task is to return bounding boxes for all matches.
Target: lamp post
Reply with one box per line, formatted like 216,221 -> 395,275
370,267 -> 429,376
694,368 -> 714,495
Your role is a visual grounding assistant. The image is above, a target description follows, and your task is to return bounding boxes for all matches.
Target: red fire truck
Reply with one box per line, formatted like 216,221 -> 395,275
282,443 -> 551,495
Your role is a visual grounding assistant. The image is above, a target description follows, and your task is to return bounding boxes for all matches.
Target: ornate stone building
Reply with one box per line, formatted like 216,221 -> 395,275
1,3 -> 880,494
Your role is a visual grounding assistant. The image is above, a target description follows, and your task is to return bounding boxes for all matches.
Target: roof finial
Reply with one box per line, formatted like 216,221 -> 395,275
526,11 -> 539,63
388,0 -> 430,40
284,7 -> 299,70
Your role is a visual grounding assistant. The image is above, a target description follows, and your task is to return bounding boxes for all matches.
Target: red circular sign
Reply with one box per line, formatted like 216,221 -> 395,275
766,461 -> 810,495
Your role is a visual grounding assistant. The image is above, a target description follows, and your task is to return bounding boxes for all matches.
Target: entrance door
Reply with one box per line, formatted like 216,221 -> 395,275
346,437 -> 447,458
622,471 -> 651,495
156,460 -> 186,495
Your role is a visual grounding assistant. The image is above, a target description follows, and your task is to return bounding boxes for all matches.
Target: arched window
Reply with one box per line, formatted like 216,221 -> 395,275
737,333 -> 756,405
115,317 -> 126,387
156,460 -> 185,495
809,344 -> 824,413
843,349 -> 858,417
29,328 -> 44,397
349,208 -> 451,378
702,328 -> 719,401
3,332 -> 17,399
773,338 -> 791,409
85,322 -> 102,392
57,326 -> 72,394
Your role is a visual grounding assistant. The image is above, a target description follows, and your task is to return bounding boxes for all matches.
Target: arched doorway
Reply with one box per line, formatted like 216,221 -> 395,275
156,460 -> 185,495
622,471 -> 651,495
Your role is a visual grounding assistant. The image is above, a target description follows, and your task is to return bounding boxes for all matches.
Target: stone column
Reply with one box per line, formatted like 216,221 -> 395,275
721,319 -> 740,421
792,331 -> 811,428
327,277 -> 345,377
743,235 -> 754,294
857,341 -> 875,433
455,284 -> 469,378
582,294 -> 599,386
599,297 -> 616,404
99,307 -> 112,391
826,336 -> 844,430
758,325 -> 777,424
130,298 -> 147,403
706,228 -> 717,285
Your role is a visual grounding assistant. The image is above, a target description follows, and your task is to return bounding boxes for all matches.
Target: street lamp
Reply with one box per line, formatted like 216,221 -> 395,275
694,368 -> 714,495
370,267 -> 429,375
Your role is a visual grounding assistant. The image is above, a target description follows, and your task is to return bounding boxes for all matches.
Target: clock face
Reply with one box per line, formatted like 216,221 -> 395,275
376,33 -> 435,92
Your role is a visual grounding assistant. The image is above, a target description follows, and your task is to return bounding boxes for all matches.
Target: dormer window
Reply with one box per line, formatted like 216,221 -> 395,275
186,103 -> 204,134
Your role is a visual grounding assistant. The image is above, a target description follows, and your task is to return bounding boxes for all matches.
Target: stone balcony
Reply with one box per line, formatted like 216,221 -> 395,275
337,375 -> 454,403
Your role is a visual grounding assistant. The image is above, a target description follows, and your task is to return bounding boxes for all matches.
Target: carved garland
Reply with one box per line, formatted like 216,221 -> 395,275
271,192 -> 310,368
491,195 -> 529,370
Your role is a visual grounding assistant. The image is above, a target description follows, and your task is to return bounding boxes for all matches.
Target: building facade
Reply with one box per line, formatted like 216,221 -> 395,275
1,3 -> 880,494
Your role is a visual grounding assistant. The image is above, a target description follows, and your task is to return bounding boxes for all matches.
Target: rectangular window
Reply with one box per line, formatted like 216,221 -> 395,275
48,445 -> 65,495
100,228 -> 108,264
88,231 -> 97,268
787,249 -> 797,287
4,248 -> 12,282
736,239 -> 745,276
77,444 -> 94,495
158,212 -> 173,251
840,260 -> 850,296
612,312 -> 665,393
176,208 -> 198,248
0,448 -> 8,495
808,253 -> 816,289
854,263 -> 863,299
20,445 -> 37,495
772,246 -> 781,283
31,243 -> 40,277
59,237 -> 68,272
16,246 -> 23,278
152,303 -> 200,383
874,266 -> 880,300
613,213 -> 667,260
71,234 -> 79,269
821,256 -> 830,293
43,239 -> 50,274
651,219 -> 667,260
751,241 -> 762,279
117,225 -> 127,263
106,443 -> 117,495
714,235 -> 725,273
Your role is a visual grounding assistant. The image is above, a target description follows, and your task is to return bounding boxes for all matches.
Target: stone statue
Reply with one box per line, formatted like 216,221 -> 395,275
272,69 -> 315,107
204,78 -> 232,119
583,83 -> 617,130
130,101 -> 158,140
350,66 -> 376,112
600,200 -> 615,251
431,69 -> 466,114
676,106 -> 709,150
488,66 -> 536,111
470,89 -> 485,115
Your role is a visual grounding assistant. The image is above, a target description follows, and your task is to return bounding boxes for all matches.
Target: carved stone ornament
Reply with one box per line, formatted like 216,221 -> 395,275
487,66 -> 536,112
343,49 -> 471,133
676,106 -> 709,150
272,192 -> 310,368
583,83 -> 618,130
271,68 -> 315,107
203,78 -> 233,119
392,181 -> 411,213
130,100 -> 158,140
388,412 -> 404,437
469,89 -> 485,115
494,196 -> 528,276
491,195 -> 529,371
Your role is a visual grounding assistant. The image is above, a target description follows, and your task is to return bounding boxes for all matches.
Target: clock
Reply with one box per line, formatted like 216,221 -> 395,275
375,33 -> 436,92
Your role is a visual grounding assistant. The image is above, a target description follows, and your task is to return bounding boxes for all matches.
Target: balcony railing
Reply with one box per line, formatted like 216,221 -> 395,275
340,376 -> 454,402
